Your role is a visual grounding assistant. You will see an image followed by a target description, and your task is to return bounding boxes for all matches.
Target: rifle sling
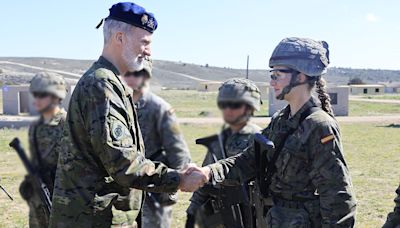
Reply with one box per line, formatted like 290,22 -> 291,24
259,106 -> 320,197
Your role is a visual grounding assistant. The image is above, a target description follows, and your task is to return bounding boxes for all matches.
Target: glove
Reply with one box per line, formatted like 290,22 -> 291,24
185,213 -> 196,228
19,175 -> 34,201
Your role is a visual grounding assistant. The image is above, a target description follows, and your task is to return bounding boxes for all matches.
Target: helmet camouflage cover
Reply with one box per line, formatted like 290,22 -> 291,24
218,78 -> 262,111
142,57 -> 153,78
269,37 -> 330,76
29,72 -> 67,99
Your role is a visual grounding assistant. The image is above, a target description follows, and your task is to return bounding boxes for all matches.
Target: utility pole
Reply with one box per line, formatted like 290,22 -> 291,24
246,55 -> 249,79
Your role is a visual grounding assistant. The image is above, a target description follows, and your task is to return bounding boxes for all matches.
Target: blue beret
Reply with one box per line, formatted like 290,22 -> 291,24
97,2 -> 157,33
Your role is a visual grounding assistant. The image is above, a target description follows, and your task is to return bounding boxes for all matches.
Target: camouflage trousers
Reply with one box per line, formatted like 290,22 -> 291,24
112,206 -> 139,228
142,199 -> 172,228
27,197 -> 49,228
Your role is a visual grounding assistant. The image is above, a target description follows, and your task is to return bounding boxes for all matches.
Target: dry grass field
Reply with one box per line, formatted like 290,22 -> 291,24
0,90 -> 399,227
0,123 -> 399,227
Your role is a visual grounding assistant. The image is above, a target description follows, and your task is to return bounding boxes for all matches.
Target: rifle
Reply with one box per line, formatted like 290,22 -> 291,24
196,134 -> 250,228
0,181 -> 13,201
9,138 -> 52,215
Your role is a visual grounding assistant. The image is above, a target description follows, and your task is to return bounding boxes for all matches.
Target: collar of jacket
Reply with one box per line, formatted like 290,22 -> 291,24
135,90 -> 152,109
97,56 -> 133,97
39,108 -> 66,126
283,97 -> 318,129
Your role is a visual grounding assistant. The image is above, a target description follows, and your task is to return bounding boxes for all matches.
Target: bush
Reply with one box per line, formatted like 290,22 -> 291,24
348,77 -> 365,85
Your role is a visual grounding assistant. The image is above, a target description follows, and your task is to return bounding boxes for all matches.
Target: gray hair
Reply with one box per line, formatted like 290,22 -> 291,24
103,19 -> 133,44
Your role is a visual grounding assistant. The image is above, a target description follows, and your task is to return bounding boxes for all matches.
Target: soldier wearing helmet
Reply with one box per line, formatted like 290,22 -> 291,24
118,57 -> 191,228
19,71 -> 67,228
185,78 -> 262,228
185,37 -> 357,227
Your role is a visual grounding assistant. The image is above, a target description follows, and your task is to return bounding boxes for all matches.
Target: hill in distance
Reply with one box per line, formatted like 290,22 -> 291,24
1,57 -> 399,89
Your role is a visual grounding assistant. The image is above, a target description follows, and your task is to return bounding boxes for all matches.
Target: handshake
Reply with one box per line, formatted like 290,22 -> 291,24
178,163 -> 211,192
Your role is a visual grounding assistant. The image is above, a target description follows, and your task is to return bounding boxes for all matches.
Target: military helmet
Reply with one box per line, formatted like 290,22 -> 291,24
269,37 -> 330,77
218,78 -> 262,111
142,57 -> 153,78
29,72 -> 67,99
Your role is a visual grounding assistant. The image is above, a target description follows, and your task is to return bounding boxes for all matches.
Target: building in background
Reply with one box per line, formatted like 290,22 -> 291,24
269,85 -> 350,116
349,84 -> 385,95
380,82 -> 400,93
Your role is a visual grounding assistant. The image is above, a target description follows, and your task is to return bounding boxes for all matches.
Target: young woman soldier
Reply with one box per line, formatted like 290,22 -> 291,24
187,37 -> 357,227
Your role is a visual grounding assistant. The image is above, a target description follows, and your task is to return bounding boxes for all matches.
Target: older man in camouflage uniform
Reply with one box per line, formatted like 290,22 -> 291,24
49,3 -> 207,228
383,184 -> 400,228
186,78 -> 262,228
19,72 -> 67,228
117,57 -> 191,227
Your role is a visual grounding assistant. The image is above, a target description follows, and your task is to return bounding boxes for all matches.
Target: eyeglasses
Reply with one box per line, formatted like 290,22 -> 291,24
269,69 -> 296,81
32,92 -> 50,99
218,102 -> 245,110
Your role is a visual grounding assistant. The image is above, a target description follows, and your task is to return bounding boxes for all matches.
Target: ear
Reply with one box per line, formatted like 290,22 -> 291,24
114,32 -> 123,45
297,73 -> 307,83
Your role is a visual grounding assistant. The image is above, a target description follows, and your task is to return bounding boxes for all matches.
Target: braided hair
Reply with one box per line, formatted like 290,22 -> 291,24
308,76 -> 334,116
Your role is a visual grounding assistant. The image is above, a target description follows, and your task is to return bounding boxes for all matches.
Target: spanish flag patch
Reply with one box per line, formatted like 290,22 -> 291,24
320,134 -> 335,144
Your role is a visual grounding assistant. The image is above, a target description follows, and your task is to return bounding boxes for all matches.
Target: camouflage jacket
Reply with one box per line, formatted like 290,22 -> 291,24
49,56 -> 180,228
136,91 -> 190,169
187,123 -> 261,216
208,98 -> 356,227
384,184 -> 400,227
28,109 -> 66,192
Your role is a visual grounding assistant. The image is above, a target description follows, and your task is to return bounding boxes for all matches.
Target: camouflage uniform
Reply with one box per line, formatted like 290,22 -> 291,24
208,98 -> 356,227
49,56 -> 180,228
20,109 -> 66,228
19,72 -> 67,228
187,123 -> 261,228
137,91 -> 191,228
187,78 -> 262,228
383,184 -> 400,228
207,38 -> 356,227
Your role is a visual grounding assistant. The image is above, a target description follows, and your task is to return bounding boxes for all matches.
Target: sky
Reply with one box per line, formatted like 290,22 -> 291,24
1,0 -> 399,70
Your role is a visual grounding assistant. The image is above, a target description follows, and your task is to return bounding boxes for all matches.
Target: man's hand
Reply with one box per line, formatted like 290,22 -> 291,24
178,163 -> 211,192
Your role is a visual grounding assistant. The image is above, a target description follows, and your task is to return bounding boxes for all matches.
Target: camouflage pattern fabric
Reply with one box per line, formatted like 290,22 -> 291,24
138,91 -> 190,228
49,56 -> 180,228
136,91 -> 190,169
207,98 -> 356,227
113,91 -> 191,228
187,123 -> 261,228
19,109 -> 66,228
29,71 -> 68,99
218,78 -> 262,111
383,184 -> 400,228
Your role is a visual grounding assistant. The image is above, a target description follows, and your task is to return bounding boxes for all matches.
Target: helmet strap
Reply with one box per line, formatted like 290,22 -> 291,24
276,71 -> 308,100
225,107 -> 252,125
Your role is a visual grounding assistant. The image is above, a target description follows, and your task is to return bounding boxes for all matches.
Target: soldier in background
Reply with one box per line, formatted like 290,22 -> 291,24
383,184 -> 400,228
186,78 -> 262,228
19,72 -> 67,228
119,57 -> 191,228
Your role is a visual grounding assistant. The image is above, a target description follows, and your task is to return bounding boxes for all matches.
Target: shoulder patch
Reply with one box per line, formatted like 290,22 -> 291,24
321,134 -> 335,144
112,122 -> 125,140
